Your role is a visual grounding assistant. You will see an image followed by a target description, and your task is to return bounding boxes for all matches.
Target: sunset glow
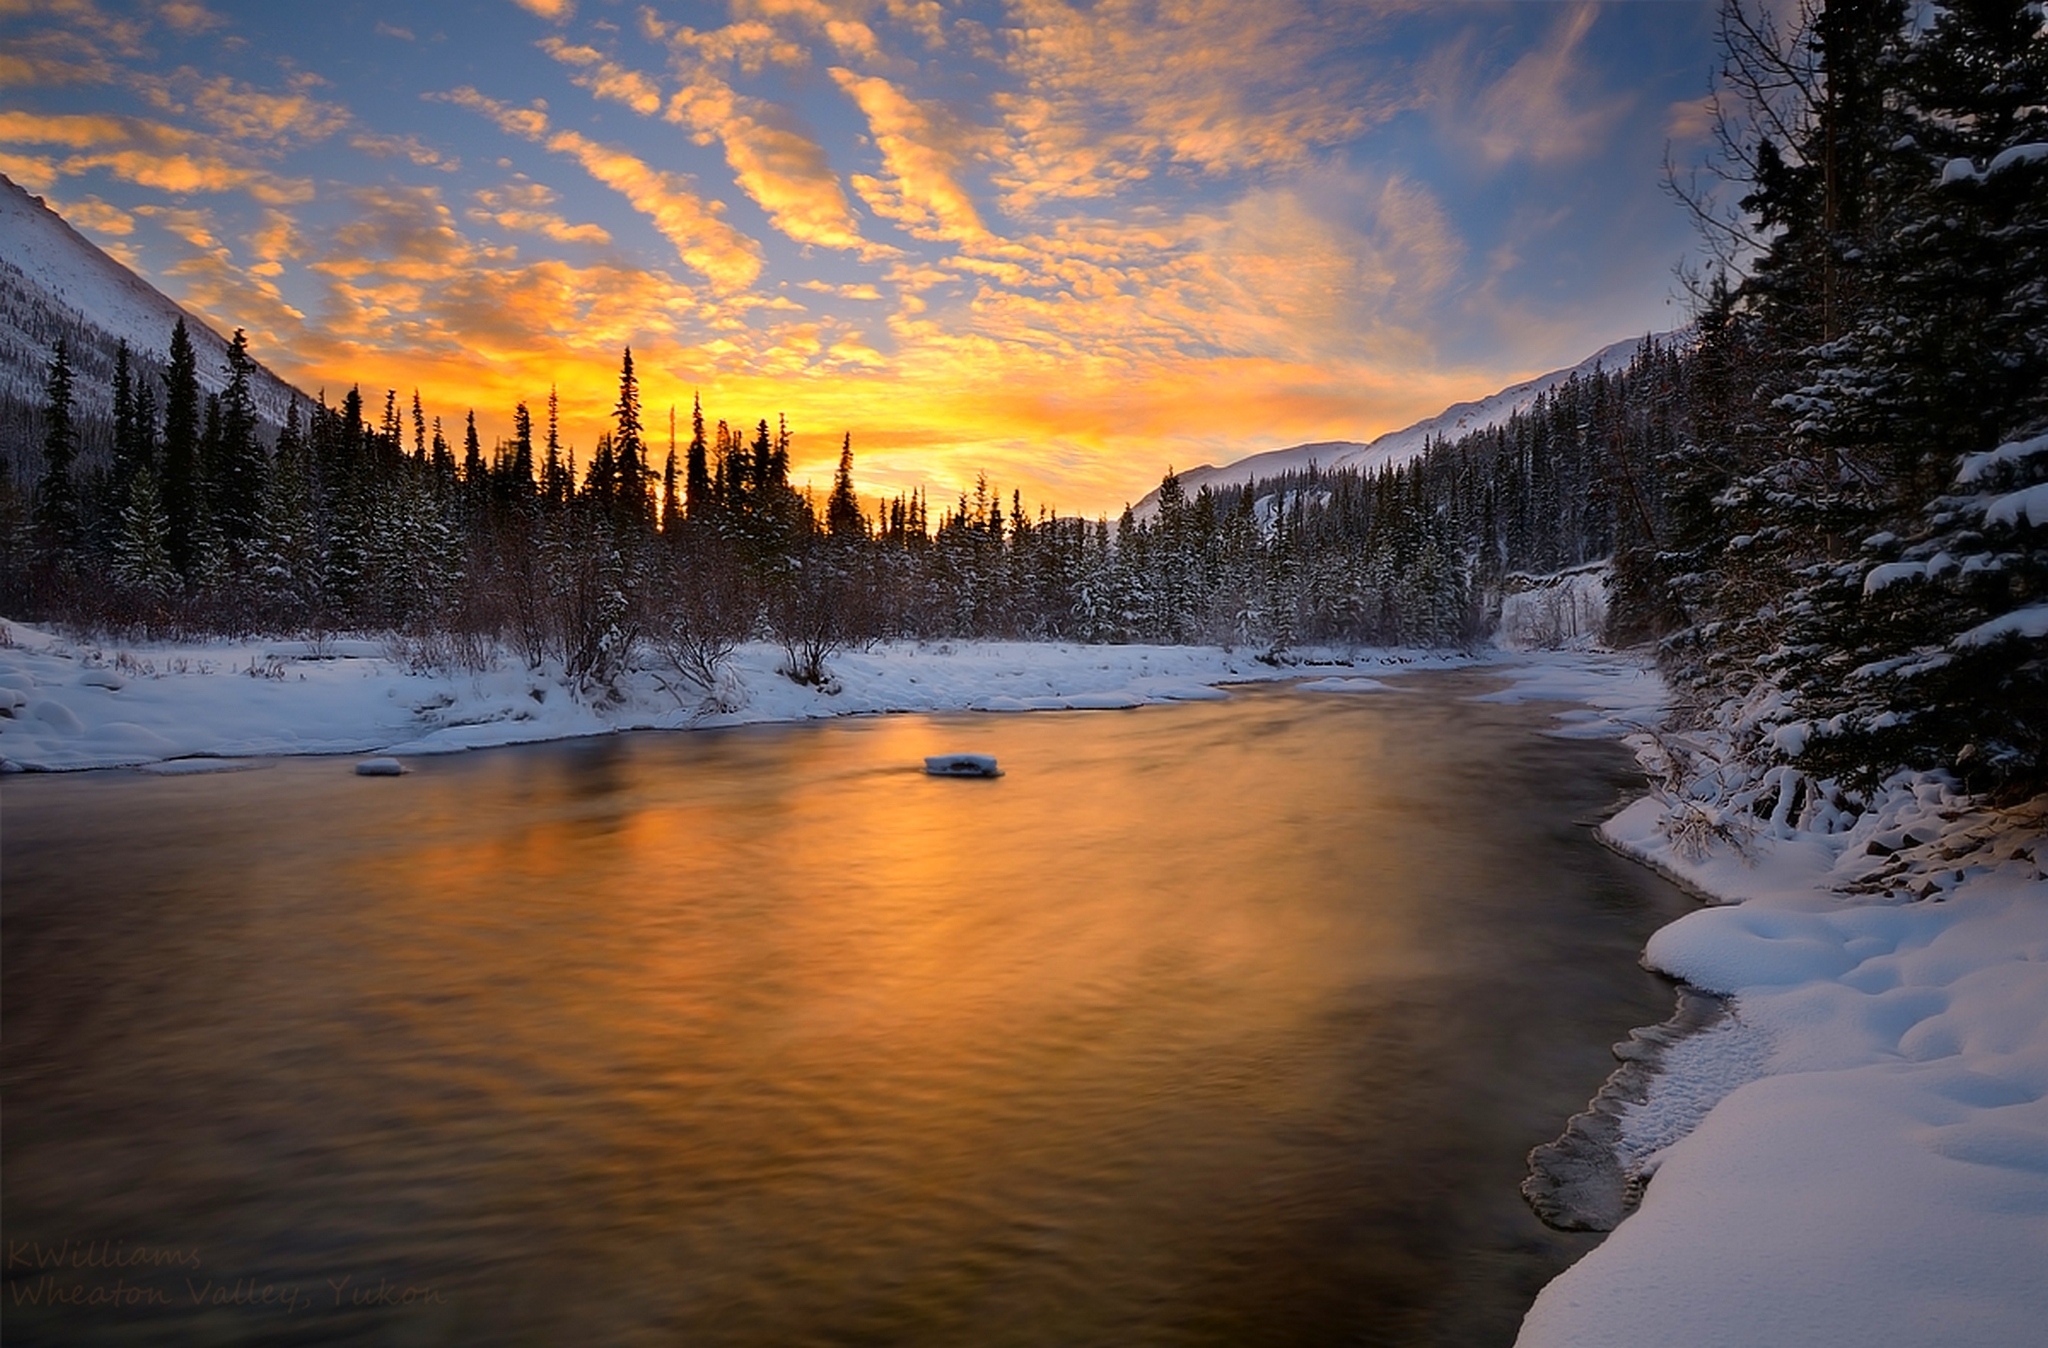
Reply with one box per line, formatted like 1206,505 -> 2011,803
2,0 -> 1717,515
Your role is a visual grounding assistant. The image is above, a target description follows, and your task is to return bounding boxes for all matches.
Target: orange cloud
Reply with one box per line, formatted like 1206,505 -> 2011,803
543,130 -> 763,293
991,0 -> 1399,211
662,69 -> 884,258
508,0 -> 572,22
470,180 -> 611,245
47,191 -> 132,234
0,150 -> 59,189
538,37 -> 664,116
438,86 -> 763,291
0,109 -> 312,199
830,67 -> 986,243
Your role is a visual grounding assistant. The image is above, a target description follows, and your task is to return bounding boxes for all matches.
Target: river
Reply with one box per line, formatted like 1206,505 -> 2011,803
1,673 -> 1692,1346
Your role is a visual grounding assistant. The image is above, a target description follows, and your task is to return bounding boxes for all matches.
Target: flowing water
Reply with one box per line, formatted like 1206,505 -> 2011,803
2,673 -> 1693,1347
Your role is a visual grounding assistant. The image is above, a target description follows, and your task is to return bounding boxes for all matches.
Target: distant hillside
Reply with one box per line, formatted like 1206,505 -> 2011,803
1133,333 -> 1671,517
0,174 -> 304,461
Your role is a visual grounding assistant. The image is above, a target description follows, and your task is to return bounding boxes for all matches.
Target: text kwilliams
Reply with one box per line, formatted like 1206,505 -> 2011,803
7,1239 -> 202,1272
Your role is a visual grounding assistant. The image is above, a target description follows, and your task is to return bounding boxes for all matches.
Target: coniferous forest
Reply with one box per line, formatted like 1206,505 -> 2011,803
2,0 -> 2043,800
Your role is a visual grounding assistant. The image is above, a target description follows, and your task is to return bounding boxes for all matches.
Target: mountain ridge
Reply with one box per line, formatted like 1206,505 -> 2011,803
0,174 -> 305,441
1132,331 -> 1679,517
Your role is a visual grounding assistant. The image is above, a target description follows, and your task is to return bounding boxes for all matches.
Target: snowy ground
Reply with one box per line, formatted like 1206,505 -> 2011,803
0,620 -> 1523,772
1519,762 -> 2048,1344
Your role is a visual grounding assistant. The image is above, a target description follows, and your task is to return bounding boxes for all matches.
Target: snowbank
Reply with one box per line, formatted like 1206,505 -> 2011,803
0,621 -> 1490,772
1519,768 -> 2048,1346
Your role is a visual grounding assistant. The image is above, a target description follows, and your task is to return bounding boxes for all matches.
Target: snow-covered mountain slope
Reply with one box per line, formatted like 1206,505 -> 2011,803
0,174 -> 303,429
1133,332 -> 1675,516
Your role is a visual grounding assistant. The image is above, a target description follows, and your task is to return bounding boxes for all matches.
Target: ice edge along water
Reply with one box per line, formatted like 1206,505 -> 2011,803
1516,761 -> 2048,1345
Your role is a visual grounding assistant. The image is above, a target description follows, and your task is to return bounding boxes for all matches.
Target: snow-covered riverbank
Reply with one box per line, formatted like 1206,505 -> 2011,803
0,621 -> 1524,772
1519,761 -> 2048,1345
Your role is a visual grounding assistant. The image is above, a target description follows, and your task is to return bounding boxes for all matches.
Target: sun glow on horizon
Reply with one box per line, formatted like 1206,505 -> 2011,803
1,0 -> 1714,516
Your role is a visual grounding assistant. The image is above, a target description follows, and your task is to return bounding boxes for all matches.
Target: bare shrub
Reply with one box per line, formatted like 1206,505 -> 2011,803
647,541 -> 754,709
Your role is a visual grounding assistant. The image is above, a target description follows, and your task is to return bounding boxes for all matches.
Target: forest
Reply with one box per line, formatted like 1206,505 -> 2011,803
1,0 -> 2043,800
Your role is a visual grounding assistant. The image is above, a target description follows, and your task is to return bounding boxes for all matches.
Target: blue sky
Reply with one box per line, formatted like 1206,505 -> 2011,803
2,0 -> 1721,512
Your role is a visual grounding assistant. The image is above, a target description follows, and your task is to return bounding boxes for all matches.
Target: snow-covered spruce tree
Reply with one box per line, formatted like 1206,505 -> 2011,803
110,465 -> 178,600
251,401 -> 324,620
1792,0 -> 2048,793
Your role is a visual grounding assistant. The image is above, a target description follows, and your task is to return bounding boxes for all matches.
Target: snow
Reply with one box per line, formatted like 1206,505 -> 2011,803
353,757 -> 407,776
1955,602 -> 2048,647
0,621 -> 1492,772
1937,144 -> 2048,188
924,753 -> 1000,778
1941,156 -> 1981,185
1519,758 -> 2048,1347
1955,429 -> 2048,485
1983,480 -> 2048,529
1296,676 -> 1400,693
1989,142 -> 2048,175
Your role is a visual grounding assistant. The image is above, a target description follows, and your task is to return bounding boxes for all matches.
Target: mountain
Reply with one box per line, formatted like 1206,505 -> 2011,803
0,174 -> 304,437
1132,332 -> 1674,516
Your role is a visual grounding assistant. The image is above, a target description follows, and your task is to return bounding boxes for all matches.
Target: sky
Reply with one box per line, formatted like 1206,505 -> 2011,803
1,0 -> 1720,516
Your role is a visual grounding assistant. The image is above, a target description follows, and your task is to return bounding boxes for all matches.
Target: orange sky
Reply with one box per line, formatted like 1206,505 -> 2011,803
1,1 -> 1715,516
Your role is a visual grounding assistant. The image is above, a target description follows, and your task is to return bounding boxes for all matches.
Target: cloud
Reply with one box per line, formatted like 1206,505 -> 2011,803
0,28 -> 119,87
1446,4 -> 1632,167
434,86 -> 550,141
375,21 -> 415,41
732,0 -> 886,66
800,279 -> 883,301
181,73 -> 352,146
470,180 -> 611,245
246,207 -> 299,262
48,191 -> 133,234
1666,95 -> 1717,144
350,130 -> 457,170
0,150 -> 58,189
508,0 -> 572,22
155,1 -> 225,35
439,85 -> 764,292
544,130 -> 763,292
991,0 -> 1405,209
319,184 -> 474,279
538,37 -> 664,116
0,110 -> 313,200
662,66 -> 885,258
830,67 -> 986,243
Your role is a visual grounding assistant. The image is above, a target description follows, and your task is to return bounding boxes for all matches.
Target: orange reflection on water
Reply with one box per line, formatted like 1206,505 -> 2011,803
2,681 -> 1694,1346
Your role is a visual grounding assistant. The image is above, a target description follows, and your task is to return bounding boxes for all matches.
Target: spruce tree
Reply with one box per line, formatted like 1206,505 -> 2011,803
111,465 -> 177,598
213,328 -> 266,552
612,347 -> 652,530
33,337 -> 79,556
827,433 -> 864,539
161,317 -> 202,573
684,391 -> 711,521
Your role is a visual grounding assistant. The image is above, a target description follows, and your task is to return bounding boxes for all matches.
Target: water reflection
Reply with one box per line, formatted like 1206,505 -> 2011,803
2,676 -> 1693,1346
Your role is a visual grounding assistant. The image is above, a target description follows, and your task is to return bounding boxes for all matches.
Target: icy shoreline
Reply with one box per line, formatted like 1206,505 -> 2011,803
1518,749 -> 2048,1345
0,621 -> 1670,774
